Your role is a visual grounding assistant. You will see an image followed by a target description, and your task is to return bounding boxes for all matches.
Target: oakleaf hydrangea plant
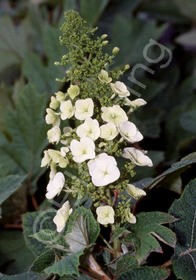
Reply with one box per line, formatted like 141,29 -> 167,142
42,11 -> 152,229
37,11 -> 176,279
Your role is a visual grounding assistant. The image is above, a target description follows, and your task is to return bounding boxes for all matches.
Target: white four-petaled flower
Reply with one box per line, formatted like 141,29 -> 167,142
48,149 -> 68,168
41,150 -> 51,167
60,100 -> 75,120
127,184 -> 146,199
96,205 -> 114,225
100,122 -> 118,140
49,96 -> 60,110
55,91 -> 65,102
53,201 -> 73,232
49,162 -> 57,180
110,81 -> 130,98
47,125 -> 61,144
76,118 -> 100,141
125,208 -> 136,224
98,70 -> 112,83
70,137 -> 95,163
75,98 -> 94,120
46,172 -> 65,199
122,147 -> 153,167
124,98 -> 147,113
118,121 -> 143,143
88,153 -> 120,186
101,105 -> 128,125
68,85 -> 80,99
45,108 -> 60,126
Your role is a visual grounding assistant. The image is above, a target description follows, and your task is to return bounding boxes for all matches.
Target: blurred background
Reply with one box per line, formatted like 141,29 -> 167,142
0,0 -> 196,276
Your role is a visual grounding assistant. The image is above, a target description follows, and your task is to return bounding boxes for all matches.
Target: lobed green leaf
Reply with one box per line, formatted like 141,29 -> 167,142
65,207 -> 100,253
22,210 -> 56,256
30,249 -> 56,273
169,179 -> 196,279
44,249 -> 84,277
0,85 -> 47,194
125,211 -> 176,262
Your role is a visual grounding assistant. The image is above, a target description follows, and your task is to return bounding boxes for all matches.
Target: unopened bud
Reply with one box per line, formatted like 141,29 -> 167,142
124,64 -> 130,71
66,70 -> 71,76
68,85 -> 80,99
55,91 -> 65,102
102,40 -> 109,46
54,61 -> 61,66
101,34 -> 108,40
112,47 -> 120,55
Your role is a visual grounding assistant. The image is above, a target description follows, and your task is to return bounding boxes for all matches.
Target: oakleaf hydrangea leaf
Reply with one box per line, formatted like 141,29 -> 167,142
124,211 -> 176,262
31,229 -> 68,248
22,53 -> 58,95
80,0 -> 110,25
44,249 -> 84,277
0,85 -> 47,193
146,152 -> 196,190
116,266 -> 169,280
22,210 -> 56,256
30,249 -> 56,273
110,254 -> 138,276
0,175 -> 25,206
0,16 -> 29,72
0,272 -> 46,280
65,207 -> 100,253
169,179 -> 196,280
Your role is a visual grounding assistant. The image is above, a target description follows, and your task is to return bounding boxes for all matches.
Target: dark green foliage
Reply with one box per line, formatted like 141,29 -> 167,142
146,152 -> 196,191
113,254 -> 138,276
125,212 -> 176,262
0,231 -> 35,275
116,266 -> 169,280
30,249 -> 56,272
0,272 -> 46,280
22,210 -> 56,256
65,207 -> 100,251
0,85 -> 47,193
44,249 -> 84,277
0,0 -> 196,278
0,175 -> 25,206
169,179 -> 196,280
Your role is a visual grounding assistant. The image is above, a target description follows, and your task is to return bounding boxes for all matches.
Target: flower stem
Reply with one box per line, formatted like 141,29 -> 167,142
100,233 -> 114,251
111,224 -> 121,259
106,189 -> 113,206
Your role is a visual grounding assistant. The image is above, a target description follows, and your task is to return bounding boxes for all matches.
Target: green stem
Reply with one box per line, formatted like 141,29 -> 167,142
106,189 -> 113,206
100,234 -> 113,251
111,224 -> 121,259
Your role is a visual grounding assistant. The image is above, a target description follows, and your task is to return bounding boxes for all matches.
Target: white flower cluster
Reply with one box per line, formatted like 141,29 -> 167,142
42,70 -> 153,231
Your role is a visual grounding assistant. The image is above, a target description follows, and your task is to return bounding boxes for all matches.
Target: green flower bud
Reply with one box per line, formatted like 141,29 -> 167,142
124,64 -> 130,71
49,96 -> 60,110
98,70 -> 112,83
102,40 -> 109,46
101,34 -> 108,40
68,85 -> 80,99
55,91 -> 65,102
112,47 -> 120,55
